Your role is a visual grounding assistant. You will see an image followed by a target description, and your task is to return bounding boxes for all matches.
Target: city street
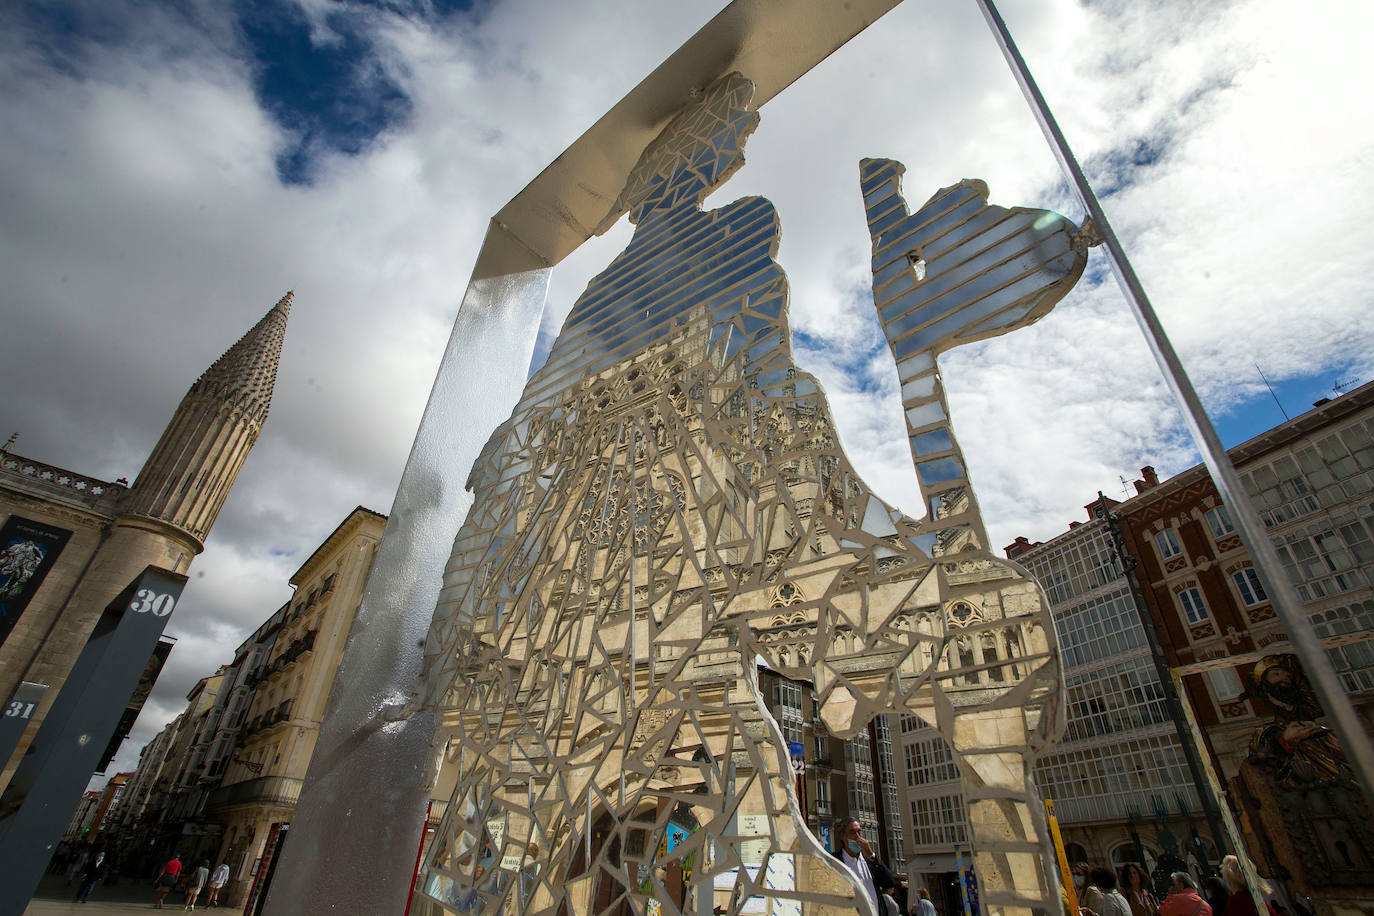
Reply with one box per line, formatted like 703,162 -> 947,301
23,875 -> 225,915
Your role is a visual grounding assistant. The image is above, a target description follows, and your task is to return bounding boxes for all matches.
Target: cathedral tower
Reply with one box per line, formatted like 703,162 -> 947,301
121,291 -> 292,547
0,292 -> 292,797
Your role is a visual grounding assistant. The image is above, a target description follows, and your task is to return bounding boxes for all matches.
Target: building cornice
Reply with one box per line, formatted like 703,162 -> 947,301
289,506 -> 386,586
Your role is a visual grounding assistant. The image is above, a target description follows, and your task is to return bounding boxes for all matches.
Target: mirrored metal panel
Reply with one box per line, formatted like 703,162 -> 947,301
417,72 -> 1085,916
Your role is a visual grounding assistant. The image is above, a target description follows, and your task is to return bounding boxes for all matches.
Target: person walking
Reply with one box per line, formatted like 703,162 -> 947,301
518,842 -> 541,907
65,844 -> 89,886
1120,863 -> 1160,916
833,817 -> 897,915
206,861 -> 230,907
74,848 -> 108,904
1075,864 -> 1103,916
155,853 -> 183,909
185,859 -> 210,910
1088,867 -> 1132,916
915,887 -> 939,916
1203,877 -> 1230,916
1219,855 -> 1276,916
1158,872 -> 1213,916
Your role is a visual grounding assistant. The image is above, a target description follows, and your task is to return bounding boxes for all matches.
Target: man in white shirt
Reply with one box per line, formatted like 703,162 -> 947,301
206,863 -> 230,908
834,817 -> 896,915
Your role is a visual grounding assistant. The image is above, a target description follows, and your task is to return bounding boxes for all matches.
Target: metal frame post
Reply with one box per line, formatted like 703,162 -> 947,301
973,0 -> 1374,810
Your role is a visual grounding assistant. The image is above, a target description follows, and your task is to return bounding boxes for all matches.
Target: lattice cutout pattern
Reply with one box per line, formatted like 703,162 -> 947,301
417,73 -> 1085,916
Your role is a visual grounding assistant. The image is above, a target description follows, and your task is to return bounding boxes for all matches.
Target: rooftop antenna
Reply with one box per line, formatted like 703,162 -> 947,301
2,432 -> 16,451
1333,376 -> 1361,397
1255,364 -> 1288,420
1119,475 -> 1132,500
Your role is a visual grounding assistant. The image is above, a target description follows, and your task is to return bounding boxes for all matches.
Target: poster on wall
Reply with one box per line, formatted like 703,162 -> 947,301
0,515 -> 72,647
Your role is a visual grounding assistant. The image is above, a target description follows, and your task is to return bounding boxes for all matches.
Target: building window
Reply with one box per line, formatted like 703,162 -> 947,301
1326,639 -> 1374,694
1232,568 -> 1267,606
1177,587 -> 1209,624
909,794 -> 967,848
1019,528 -> 1126,605
1155,528 -> 1182,559
815,777 -> 831,815
1063,657 -> 1170,742
1050,587 -> 1148,668
1207,666 -> 1244,702
773,679 -> 802,713
1034,733 -> 1202,823
1204,506 -> 1234,538
904,736 -> 959,787
1275,521 -> 1371,599
773,678 -> 804,748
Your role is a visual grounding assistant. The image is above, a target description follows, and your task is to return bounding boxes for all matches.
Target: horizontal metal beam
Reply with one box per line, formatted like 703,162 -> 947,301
475,0 -> 905,279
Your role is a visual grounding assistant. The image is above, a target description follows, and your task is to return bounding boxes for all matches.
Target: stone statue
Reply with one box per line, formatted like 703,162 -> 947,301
1234,654 -> 1374,901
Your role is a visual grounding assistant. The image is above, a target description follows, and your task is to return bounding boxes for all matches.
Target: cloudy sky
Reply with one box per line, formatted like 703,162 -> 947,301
2,0 -> 1371,780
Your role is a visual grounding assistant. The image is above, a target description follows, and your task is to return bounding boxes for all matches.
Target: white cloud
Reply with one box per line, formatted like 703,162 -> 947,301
0,0 -> 1370,780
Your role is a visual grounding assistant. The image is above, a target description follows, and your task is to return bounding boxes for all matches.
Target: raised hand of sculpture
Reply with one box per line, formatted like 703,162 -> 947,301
416,73 -> 1085,916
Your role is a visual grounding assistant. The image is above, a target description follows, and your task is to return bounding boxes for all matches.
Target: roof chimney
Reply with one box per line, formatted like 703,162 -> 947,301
1004,535 -> 1036,559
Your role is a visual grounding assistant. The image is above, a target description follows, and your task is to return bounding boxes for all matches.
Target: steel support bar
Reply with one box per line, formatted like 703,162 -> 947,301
973,0 -> 1374,811
261,226 -> 553,916
1104,500 -> 1230,863
1170,671 -> 1269,916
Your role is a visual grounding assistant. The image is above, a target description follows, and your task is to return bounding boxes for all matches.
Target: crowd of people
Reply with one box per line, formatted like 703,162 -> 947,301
49,841 -> 230,909
830,816 -> 1309,916
52,821 -> 1307,916
1067,856 -> 1310,916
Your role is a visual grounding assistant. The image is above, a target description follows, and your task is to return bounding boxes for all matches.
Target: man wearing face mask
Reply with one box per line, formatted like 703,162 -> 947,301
1075,863 -> 1102,916
834,817 -> 897,915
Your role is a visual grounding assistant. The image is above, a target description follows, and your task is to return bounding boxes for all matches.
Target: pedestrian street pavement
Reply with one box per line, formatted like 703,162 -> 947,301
24,874 -> 227,915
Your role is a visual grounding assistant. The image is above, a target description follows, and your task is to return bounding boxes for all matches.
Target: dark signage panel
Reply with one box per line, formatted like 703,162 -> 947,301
0,681 -> 48,775
96,637 -> 175,774
0,566 -> 186,916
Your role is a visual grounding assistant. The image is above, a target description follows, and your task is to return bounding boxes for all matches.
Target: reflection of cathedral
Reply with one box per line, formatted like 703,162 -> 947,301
0,293 -> 291,794
415,74 -> 1085,916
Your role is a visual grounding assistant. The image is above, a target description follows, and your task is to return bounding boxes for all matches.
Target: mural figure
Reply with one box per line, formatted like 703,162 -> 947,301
0,538 -> 44,602
417,74 -> 1087,916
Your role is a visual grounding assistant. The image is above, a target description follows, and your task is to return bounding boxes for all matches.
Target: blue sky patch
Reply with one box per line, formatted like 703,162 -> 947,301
235,0 -> 418,185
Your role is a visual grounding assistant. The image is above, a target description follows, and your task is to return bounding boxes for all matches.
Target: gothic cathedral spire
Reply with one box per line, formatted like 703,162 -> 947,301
121,291 -> 292,548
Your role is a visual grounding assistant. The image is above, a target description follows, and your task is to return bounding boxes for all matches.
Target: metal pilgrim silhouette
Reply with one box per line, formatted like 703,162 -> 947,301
417,74 -> 1088,916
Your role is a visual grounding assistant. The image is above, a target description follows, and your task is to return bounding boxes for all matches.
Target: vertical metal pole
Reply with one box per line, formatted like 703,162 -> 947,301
261,224 -> 552,916
1045,801 -> 1078,916
1103,498 -> 1229,859
973,0 -> 1374,809
404,800 -> 434,916
1169,672 -> 1268,916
